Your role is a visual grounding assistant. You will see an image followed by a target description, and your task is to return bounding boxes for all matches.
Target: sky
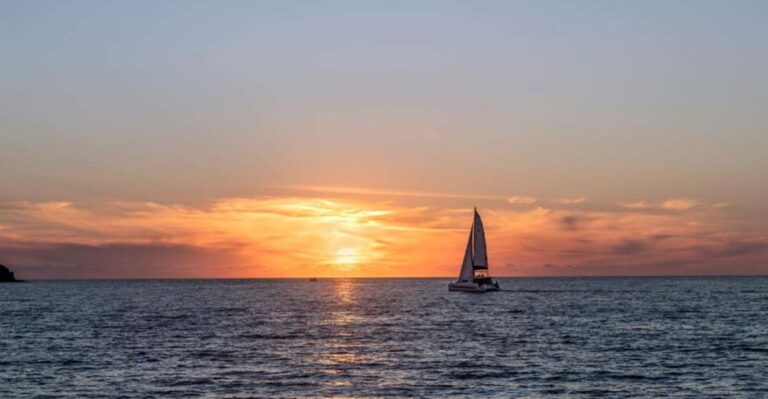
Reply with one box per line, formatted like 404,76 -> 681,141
1,0 -> 766,279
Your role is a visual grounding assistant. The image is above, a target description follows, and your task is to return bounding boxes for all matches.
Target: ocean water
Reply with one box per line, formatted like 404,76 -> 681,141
1,277 -> 767,398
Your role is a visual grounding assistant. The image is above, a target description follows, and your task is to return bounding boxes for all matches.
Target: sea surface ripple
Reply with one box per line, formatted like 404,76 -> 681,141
2,277 -> 767,398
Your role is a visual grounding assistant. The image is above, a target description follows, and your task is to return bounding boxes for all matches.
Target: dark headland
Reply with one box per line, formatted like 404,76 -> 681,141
0,264 -> 21,282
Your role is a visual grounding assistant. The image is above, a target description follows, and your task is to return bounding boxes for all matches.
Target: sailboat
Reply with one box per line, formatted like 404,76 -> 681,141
449,207 -> 500,292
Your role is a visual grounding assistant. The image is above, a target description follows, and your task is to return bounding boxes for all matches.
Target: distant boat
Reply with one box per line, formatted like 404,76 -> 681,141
309,278 -> 318,282
449,208 -> 500,292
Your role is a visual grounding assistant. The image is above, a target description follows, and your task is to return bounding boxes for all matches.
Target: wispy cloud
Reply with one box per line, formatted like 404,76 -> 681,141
620,198 -> 702,211
661,198 -> 700,211
0,198 -> 465,278
620,200 -> 653,209
554,197 -> 586,205
507,196 -> 537,205
559,215 -> 585,231
283,185 -> 507,201
1,193 -> 764,278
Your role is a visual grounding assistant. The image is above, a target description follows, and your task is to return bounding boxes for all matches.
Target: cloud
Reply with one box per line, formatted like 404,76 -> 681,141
717,240 -> 768,258
620,201 -> 652,209
619,198 -> 701,211
651,234 -> 674,241
0,193 -> 765,278
283,185 -> 507,201
554,197 -> 586,205
507,196 -> 537,205
1,242 -> 251,279
661,199 -> 700,211
610,239 -> 648,255
559,215 -> 583,231
0,198 -> 467,278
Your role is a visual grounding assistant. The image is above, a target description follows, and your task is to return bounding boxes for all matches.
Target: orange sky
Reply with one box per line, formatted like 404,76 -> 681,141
1,187 -> 765,279
2,2 -> 767,279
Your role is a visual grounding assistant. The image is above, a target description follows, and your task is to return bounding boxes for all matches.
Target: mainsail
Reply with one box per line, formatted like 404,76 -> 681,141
472,208 -> 488,269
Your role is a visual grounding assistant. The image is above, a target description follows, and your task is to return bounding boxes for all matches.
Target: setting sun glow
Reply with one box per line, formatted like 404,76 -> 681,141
333,247 -> 361,269
2,192 -> 764,279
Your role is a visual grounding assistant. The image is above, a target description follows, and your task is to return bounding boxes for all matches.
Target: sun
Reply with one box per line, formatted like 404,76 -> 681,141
333,247 -> 361,270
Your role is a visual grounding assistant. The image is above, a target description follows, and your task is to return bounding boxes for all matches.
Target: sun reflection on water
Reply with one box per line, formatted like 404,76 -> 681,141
333,279 -> 356,305
313,279 -> 368,388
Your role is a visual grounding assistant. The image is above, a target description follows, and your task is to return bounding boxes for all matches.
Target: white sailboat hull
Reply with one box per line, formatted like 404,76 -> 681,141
448,281 -> 500,292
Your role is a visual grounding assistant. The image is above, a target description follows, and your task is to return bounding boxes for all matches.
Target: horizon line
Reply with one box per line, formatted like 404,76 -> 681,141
15,274 -> 768,282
